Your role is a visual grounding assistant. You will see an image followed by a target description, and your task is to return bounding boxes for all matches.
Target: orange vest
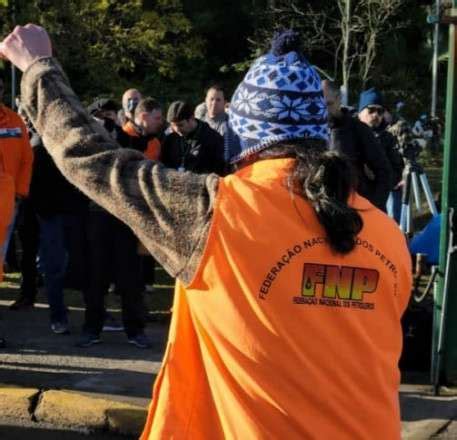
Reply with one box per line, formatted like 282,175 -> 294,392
0,105 -> 33,197
141,159 -> 412,440
0,151 -> 16,281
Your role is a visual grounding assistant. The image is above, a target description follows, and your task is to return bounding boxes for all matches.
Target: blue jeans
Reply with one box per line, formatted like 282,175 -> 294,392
37,214 -> 71,324
0,201 -> 19,259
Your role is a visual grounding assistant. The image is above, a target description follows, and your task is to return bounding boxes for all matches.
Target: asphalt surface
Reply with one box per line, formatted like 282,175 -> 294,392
3,274 -> 457,438
0,419 -> 134,440
0,283 -> 168,408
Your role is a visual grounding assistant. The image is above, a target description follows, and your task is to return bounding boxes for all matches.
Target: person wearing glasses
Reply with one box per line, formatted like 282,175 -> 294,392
358,88 -> 404,217
322,80 -> 392,211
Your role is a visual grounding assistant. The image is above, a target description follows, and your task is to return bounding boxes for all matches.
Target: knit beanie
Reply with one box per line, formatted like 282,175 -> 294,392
358,88 -> 384,113
226,30 -> 329,164
167,101 -> 194,123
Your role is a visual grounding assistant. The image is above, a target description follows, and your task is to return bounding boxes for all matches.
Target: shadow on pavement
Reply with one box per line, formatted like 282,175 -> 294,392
0,424 -> 134,440
0,293 -> 167,403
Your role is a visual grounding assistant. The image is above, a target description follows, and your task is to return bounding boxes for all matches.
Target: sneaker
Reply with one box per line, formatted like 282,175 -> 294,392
51,322 -> 69,335
9,296 -> 35,310
103,313 -> 124,332
75,333 -> 101,348
128,333 -> 152,349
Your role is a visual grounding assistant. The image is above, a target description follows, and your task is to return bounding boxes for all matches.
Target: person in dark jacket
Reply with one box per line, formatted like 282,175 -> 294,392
76,98 -> 150,349
358,88 -> 404,220
161,101 -> 226,176
322,81 -> 392,211
18,118 -> 88,333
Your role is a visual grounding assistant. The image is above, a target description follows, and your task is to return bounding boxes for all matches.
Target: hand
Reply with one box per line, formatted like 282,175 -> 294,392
0,24 -> 52,72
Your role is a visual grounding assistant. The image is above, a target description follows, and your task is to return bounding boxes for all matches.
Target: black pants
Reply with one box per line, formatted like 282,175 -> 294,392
83,209 -> 145,337
17,201 -> 39,301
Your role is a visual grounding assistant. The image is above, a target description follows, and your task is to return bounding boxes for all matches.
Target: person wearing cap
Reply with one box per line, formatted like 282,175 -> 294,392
161,100 -> 226,175
322,80 -> 392,211
1,25 -> 411,439
358,88 -> 405,219
87,97 -> 119,134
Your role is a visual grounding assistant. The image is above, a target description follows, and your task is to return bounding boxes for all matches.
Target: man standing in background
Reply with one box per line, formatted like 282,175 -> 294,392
358,88 -> 404,219
118,88 -> 142,127
162,100 -> 226,175
322,80 -> 392,211
201,84 -> 229,137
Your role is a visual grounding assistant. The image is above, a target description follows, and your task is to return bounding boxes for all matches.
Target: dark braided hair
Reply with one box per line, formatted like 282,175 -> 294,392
256,140 -> 363,254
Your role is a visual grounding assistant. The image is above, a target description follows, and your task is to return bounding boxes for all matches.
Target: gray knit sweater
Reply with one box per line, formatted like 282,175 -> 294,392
21,57 -> 218,285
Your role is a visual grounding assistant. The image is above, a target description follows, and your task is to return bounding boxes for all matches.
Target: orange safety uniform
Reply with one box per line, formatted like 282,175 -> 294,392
0,104 -> 32,281
122,121 -> 161,161
0,154 -> 16,282
141,159 -> 412,440
0,104 -> 33,197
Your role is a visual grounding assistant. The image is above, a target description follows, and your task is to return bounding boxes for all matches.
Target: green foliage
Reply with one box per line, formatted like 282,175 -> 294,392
241,0 -> 443,119
0,0 -> 204,102
0,0 -> 447,120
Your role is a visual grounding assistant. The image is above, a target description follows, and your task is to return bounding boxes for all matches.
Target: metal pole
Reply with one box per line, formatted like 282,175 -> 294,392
10,0 -> 16,110
431,0 -> 441,118
341,0 -> 351,106
432,1 -> 457,388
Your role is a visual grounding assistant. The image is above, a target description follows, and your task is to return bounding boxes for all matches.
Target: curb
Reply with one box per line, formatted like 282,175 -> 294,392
0,384 -> 148,436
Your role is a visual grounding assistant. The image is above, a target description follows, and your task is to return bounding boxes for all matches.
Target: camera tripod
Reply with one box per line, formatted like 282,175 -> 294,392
399,160 -> 438,235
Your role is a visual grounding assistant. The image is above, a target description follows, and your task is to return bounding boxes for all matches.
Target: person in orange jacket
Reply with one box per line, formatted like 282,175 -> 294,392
0,156 -> 15,282
0,135 -> 16,348
0,75 -> 33,260
121,97 -> 164,160
2,26 -> 412,439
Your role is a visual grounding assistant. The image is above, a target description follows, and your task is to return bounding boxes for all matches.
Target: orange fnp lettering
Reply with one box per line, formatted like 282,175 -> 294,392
301,264 -> 379,301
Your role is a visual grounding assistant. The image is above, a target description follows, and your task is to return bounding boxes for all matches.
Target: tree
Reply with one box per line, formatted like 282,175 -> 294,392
250,0 -> 408,102
0,0 -> 204,101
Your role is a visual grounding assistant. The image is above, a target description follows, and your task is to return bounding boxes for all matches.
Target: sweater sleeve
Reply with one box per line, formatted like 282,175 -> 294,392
20,57 -> 219,284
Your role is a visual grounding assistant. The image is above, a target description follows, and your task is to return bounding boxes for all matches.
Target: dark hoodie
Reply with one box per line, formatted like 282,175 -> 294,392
328,108 -> 393,210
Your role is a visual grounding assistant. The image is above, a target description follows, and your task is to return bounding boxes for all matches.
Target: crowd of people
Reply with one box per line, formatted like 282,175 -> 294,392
0,61 -> 432,352
0,24 -> 417,438
0,79 -> 230,348
0,68 -> 426,343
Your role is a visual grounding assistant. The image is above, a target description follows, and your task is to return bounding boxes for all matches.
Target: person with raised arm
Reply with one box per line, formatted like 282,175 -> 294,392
1,25 -> 411,439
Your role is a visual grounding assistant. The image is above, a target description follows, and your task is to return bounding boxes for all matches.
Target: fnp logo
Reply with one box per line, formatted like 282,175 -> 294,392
300,263 -> 379,301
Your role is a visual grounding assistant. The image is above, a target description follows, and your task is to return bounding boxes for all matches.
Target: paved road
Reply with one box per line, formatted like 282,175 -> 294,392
0,420 -> 134,439
0,292 -> 168,407
4,276 -> 457,438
